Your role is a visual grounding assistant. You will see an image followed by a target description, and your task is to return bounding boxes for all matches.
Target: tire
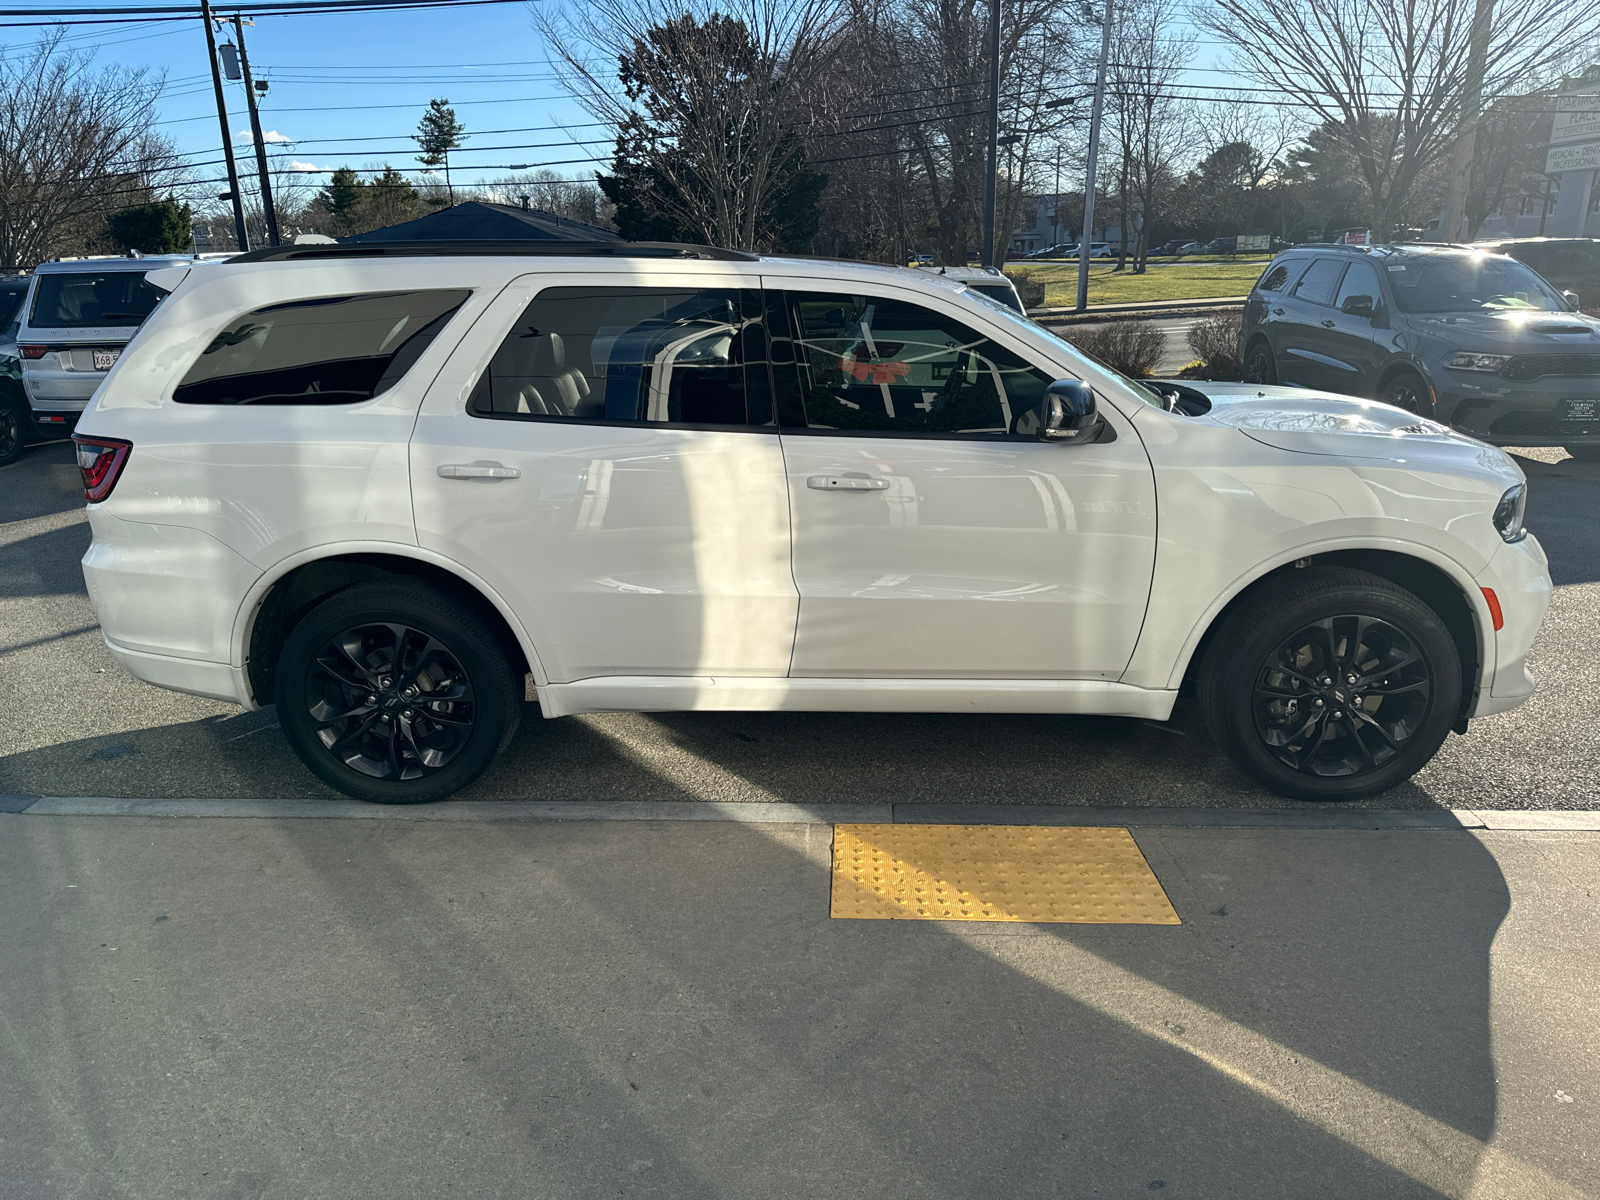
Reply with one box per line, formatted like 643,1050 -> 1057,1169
1242,340 -> 1277,385
0,391 -> 26,467
1379,368 -> 1432,417
275,580 -> 522,803
1563,445 -> 1600,462
1198,568 -> 1462,802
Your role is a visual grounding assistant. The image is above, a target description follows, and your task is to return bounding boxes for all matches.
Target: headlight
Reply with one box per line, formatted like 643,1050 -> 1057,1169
1447,352 -> 1510,372
1492,483 -> 1526,543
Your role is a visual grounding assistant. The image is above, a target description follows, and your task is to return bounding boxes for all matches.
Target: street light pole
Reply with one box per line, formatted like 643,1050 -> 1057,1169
1076,0 -> 1112,313
981,0 -> 1002,267
201,0 -> 249,252
233,14 -> 280,246
1440,0 -> 1495,243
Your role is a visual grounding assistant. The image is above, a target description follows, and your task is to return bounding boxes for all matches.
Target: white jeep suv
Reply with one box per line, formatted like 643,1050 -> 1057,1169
72,240 -> 1550,804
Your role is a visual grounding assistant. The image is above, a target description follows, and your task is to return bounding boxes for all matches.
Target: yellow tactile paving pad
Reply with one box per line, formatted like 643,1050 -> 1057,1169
830,824 -> 1181,924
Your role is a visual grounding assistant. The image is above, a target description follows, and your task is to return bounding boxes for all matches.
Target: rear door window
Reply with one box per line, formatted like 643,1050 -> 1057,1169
29,272 -> 166,328
174,290 -> 469,405
0,286 -> 25,331
1291,258 -> 1346,307
467,286 -> 772,428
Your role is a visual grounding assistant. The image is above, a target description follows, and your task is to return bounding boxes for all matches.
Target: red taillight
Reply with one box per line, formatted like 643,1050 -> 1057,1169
20,344 -> 48,359
72,435 -> 132,502
1482,587 -> 1504,632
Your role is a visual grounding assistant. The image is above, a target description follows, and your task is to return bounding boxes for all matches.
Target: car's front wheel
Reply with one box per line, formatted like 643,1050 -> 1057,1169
275,580 -> 522,803
1242,340 -> 1276,385
1199,568 -> 1461,802
1380,369 -> 1432,417
0,391 -> 27,467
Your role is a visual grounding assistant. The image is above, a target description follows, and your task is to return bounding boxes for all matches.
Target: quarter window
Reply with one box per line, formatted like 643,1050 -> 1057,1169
468,287 -> 771,427
772,291 -> 1052,435
174,290 -> 468,405
1291,258 -> 1345,307
1257,262 -> 1293,293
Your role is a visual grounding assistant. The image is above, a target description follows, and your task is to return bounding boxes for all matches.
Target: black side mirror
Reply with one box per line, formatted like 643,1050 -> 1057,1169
1564,290 -> 1581,312
1340,294 -> 1376,317
1016,379 -> 1102,443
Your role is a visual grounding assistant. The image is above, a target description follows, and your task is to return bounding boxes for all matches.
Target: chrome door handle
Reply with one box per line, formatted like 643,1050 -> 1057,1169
807,475 -> 890,491
1320,319 -> 1336,328
438,463 -> 520,479
1272,307 -> 1285,315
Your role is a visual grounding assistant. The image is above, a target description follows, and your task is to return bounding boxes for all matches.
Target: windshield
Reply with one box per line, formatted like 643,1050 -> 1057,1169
1387,255 -> 1568,314
29,271 -> 166,328
961,286 -> 1170,409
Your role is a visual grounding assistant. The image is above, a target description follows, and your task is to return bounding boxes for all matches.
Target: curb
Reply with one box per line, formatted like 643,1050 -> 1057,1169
5,795 -> 1599,831
1029,298 -> 1248,323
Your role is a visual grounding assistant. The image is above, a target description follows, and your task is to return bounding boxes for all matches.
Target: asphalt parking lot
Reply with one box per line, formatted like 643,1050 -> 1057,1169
3,439 -> 1597,810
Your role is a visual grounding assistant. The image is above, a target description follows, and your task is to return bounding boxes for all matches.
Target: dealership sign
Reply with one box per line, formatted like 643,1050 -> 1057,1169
1546,69 -> 1600,174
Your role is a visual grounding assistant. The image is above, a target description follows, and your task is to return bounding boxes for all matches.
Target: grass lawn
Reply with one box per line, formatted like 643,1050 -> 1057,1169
1011,260 -> 1268,307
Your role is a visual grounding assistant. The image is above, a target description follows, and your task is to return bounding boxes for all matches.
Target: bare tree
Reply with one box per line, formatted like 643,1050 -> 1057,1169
478,169 -> 614,227
0,30 -> 169,268
540,0 -> 848,249
1108,0 -> 1191,271
1198,0 -> 1600,239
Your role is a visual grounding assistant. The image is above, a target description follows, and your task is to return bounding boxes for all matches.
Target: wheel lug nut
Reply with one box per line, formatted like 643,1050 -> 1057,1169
1346,674 -> 1356,684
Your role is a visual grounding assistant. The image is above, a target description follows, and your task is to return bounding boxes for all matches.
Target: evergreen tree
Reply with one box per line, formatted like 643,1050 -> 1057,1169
414,98 -> 467,205
106,196 -> 192,254
316,167 -> 366,223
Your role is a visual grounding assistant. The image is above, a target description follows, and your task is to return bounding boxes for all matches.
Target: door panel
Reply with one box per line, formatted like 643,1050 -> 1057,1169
1275,257 -> 1347,391
766,281 -> 1157,681
410,272 -> 797,683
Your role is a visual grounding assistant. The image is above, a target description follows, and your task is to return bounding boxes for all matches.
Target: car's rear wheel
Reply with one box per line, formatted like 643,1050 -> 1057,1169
1563,445 -> 1600,462
1242,340 -> 1276,385
1380,369 -> 1432,417
1199,568 -> 1461,802
275,580 -> 521,803
0,391 -> 26,467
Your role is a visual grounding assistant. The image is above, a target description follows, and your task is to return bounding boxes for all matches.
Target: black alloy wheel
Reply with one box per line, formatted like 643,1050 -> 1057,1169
1199,567 -> 1461,802
1251,615 -> 1429,778
0,394 -> 25,467
305,622 -> 477,781
1381,369 -> 1432,418
276,580 -> 521,803
1242,341 -> 1277,385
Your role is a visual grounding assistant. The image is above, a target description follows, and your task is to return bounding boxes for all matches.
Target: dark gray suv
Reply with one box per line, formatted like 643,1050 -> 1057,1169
1238,243 -> 1600,459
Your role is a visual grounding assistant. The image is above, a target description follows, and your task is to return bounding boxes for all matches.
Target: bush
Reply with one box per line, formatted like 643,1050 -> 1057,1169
1180,311 -> 1244,380
1059,322 -> 1166,377
1007,269 -> 1046,308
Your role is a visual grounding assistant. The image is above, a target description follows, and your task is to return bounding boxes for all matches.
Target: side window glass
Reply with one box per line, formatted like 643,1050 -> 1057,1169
468,286 -> 771,427
772,291 -> 1052,436
174,290 -> 469,405
1292,258 -> 1346,308
1335,261 -> 1382,310
1257,263 -> 1292,293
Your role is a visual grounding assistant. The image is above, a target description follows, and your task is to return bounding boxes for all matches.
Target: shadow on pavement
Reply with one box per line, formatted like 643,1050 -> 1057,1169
1511,452 -> 1600,586
0,814 -> 1518,1197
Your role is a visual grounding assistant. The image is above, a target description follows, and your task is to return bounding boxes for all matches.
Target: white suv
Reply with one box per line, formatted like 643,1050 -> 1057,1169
73,240 -> 1550,804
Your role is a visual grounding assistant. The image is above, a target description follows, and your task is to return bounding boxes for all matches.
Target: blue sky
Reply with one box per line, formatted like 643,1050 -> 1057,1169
52,1 -> 604,206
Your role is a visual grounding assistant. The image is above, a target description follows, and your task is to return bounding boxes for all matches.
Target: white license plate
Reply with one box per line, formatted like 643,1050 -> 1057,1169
1562,398 -> 1597,423
92,349 -> 120,371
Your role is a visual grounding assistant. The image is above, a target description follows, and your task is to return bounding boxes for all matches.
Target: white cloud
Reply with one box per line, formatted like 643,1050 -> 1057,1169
286,161 -> 329,173
235,128 -> 292,144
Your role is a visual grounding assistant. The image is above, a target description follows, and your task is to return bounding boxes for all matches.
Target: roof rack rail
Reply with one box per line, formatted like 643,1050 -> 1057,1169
226,240 -> 759,264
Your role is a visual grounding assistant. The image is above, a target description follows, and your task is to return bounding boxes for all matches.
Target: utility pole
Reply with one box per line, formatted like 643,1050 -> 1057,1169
1440,0 -> 1495,243
981,0 -> 1002,267
1076,0 -> 1113,312
201,0 -> 249,252
233,14 -> 279,246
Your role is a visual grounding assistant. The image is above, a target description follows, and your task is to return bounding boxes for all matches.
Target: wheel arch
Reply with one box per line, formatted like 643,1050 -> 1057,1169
235,545 -> 547,708
1374,358 -> 1435,406
1173,544 -> 1487,721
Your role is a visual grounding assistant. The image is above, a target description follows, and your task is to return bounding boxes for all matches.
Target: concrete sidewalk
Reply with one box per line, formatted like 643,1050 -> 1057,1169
2,813 -> 1594,1198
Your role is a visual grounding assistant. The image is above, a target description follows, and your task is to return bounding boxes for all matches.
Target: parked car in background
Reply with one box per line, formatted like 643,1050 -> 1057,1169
16,254 -> 192,439
73,239 -> 1546,806
1203,236 -> 1238,255
912,264 -> 1025,310
1151,240 -> 1195,257
1,274 -> 33,466
1474,238 -> 1600,311
1239,242 -> 1600,458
